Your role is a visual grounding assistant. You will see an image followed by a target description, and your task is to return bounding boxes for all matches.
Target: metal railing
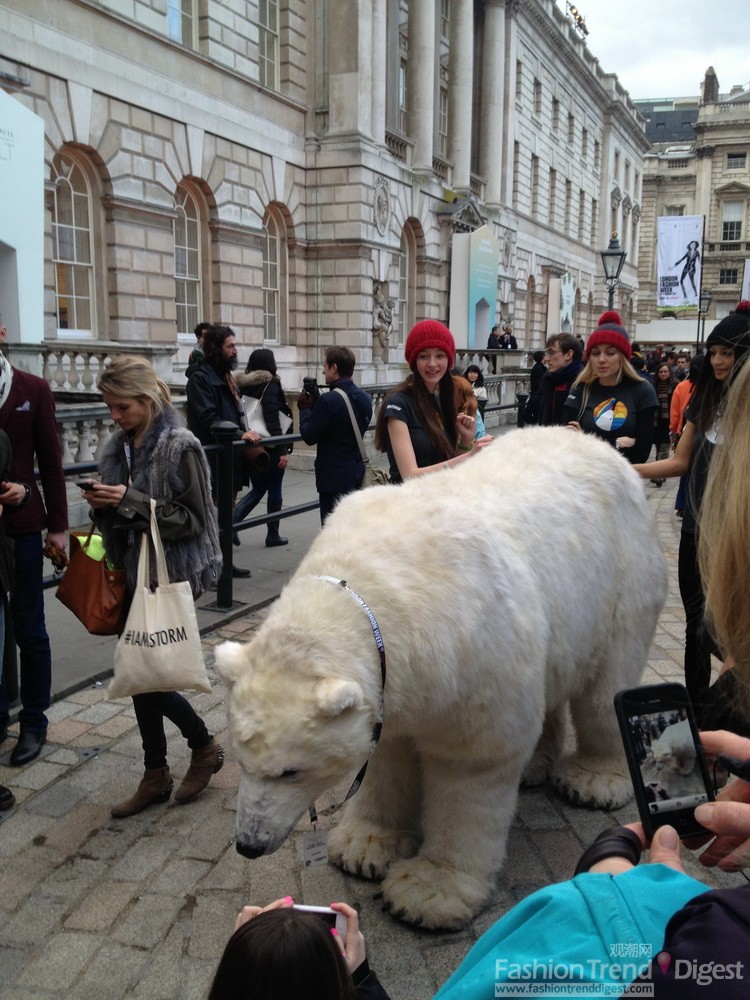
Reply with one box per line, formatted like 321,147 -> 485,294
42,391 -> 530,611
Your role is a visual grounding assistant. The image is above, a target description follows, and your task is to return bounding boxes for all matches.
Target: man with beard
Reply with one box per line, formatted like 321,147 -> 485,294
538,333 -> 584,426
186,325 -> 259,578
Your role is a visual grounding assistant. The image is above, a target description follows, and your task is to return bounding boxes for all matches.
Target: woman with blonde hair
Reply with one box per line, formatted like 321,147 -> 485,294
633,303 -> 750,718
563,310 -> 658,463
81,355 -> 223,817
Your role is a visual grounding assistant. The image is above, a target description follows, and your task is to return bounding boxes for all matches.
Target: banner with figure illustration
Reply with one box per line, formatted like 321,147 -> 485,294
657,215 -> 704,312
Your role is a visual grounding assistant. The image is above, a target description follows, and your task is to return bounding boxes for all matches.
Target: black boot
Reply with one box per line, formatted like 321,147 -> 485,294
265,501 -> 288,547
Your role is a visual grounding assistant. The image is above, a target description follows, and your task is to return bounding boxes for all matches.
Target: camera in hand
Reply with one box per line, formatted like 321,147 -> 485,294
302,376 -> 321,402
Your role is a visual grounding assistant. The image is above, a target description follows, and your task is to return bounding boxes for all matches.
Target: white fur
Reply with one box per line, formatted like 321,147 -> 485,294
216,427 -> 668,930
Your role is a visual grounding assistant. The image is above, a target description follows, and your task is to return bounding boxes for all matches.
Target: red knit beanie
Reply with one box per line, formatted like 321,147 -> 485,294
584,310 -> 632,360
404,320 -> 456,370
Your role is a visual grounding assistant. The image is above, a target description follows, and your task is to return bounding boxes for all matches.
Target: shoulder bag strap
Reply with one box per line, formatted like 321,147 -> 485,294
334,388 -> 368,463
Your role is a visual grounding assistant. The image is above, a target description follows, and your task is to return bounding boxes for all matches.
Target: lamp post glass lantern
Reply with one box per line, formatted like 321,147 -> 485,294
601,234 -> 627,310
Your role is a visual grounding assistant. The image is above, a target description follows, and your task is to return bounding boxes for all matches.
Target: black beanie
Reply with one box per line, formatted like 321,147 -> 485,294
705,301 -> 750,357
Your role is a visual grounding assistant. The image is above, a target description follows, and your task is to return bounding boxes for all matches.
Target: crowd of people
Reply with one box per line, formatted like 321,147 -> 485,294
3,302 -> 750,997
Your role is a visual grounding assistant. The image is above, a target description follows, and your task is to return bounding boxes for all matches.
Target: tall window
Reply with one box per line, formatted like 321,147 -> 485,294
581,127 -> 588,162
531,155 -> 540,217
399,59 -> 408,133
727,152 -> 746,169
259,0 -> 279,90
440,0 -> 450,42
578,189 -> 586,241
591,197 -> 598,244
174,187 -> 202,338
51,152 -> 95,333
533,78 -> 542,116
564,179 -> 572,235
438,87 -> 449,157
552,98 -> 560,131
594,139 -> 601,171
567,113 -> 574,145
548,168 -> 557,228
167,0 -> 195,47
261,209 -> 287,344
722,201 -> 743,241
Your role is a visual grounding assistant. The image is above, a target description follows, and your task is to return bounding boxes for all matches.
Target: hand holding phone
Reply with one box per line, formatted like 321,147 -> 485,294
77,480 -> 97,491
615,683 -> 715,839
292,904 -> 347,943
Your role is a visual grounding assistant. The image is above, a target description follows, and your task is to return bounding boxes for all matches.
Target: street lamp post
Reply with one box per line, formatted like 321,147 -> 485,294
600,233 -> 627,310
697,290 -> 711,352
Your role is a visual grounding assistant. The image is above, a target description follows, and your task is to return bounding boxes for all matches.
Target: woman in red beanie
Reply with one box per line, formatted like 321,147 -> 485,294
374,320 -> 491,482
563,310 -> 657,463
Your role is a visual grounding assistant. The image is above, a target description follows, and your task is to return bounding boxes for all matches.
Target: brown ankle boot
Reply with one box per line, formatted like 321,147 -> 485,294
111,767 -> 173,818
173,739 -> 224,804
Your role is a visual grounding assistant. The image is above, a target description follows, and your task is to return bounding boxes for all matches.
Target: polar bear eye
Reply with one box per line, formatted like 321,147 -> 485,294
280,769 -> 300,779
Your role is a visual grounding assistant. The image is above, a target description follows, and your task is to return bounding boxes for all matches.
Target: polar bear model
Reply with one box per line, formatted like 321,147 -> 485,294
216,427 -> 668,930
652,719 -> 697,779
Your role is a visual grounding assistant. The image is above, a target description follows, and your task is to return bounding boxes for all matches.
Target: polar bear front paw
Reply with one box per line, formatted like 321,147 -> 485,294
327,820 -> 419,881
380,857 -> 488,930
553,755 -> 632,809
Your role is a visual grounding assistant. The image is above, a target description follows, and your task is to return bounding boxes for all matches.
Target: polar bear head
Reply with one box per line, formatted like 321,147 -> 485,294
215,631 -> 378,858
652,720 -> 696,777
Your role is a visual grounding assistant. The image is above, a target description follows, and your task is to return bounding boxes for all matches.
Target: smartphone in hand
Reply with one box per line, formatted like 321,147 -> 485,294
292,905 -> 347,942
615,683 -> 715,839
76,480 -> 96,490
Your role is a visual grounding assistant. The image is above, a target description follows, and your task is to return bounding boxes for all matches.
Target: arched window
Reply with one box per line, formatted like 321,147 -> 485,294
174,187 -> 202,338
51,152 -> 95,334
262,208 -> 288,344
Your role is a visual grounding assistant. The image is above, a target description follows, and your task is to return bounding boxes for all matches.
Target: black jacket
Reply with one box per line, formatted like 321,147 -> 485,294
186,361 -> 248,490
539,359 -> 584,426
299,379 -> 373,494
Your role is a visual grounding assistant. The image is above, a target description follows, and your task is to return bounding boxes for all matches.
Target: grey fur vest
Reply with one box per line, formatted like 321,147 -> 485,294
98,406 -> 222,597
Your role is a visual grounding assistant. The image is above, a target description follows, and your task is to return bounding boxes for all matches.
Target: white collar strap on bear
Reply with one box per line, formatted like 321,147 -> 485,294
308,575 -> 386,824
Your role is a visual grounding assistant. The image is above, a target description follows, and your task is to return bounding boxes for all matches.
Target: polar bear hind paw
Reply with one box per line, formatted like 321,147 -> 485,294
381,857 -> 488,930
327,821 -> 419,881
553,756 -> 632,810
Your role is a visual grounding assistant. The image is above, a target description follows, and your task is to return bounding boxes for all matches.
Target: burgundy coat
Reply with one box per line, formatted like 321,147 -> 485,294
0,368 -> 68,536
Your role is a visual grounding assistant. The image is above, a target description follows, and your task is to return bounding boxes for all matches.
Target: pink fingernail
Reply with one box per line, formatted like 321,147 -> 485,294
330,928 -> 338,937
283,896 -> 294,904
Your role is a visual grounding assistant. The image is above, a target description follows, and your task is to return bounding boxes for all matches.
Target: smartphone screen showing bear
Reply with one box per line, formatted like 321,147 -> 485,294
615,684 -> 715,839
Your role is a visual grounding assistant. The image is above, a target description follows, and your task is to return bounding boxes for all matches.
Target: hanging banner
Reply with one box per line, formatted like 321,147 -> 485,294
657,215 -> 703,312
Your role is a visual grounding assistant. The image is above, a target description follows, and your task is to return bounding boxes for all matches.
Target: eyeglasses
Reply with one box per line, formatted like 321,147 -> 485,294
544,348 -> 562,356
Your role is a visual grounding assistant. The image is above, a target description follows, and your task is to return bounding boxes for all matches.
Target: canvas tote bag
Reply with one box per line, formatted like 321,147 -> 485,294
107,500 -> 211,700
244,382 -> 293,437
333,388 -> 390,487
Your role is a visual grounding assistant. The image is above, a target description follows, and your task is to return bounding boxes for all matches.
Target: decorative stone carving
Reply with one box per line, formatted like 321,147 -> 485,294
373,179 -> 390,237
372,280 -> 395,363
610,185 -> 622,210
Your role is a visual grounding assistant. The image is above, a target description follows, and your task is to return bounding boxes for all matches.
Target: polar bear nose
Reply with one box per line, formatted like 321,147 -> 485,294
236,841 -> 266,859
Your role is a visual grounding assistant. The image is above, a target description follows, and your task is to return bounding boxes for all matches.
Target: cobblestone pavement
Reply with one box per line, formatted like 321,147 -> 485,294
0,479 -> 739,1000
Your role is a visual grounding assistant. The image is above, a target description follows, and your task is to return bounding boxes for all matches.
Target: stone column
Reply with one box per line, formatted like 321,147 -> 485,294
480,0 -> 506,206
407,0 -> 436,173
328,0 -> 373,137
448,0 -> 473,191
371,0 -> 387,144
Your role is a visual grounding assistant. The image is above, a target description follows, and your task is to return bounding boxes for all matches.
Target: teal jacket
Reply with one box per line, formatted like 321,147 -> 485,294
435,865 -> 707,999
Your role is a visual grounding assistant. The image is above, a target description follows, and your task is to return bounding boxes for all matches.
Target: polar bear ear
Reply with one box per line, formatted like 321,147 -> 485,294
314,679 -> 365,718
213,641 -> 248,688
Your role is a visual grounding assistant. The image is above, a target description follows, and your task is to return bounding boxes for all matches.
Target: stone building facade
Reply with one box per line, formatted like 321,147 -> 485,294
1,0 -> 648,384
637,70 -> 750,337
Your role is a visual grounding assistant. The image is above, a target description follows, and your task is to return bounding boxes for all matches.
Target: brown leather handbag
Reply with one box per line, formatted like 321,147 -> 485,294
56,525 -> 127,635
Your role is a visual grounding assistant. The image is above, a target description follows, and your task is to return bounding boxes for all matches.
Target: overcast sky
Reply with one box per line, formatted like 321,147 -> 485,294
556,0 -> 750,100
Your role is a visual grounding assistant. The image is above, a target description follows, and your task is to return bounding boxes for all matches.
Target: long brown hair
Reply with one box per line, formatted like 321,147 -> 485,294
375,368 -> 458,461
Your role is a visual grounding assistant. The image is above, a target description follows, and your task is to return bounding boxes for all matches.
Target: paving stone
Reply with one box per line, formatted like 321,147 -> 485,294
18,932 -> 102,990
21,779 -> 89,819
68,942 -> 150,1000
10,762 -> 69,793
109,834 -> 175,882
0,894 -> 70,946
46,721 -> 93,747
109,892 -> 185,949
0,846 -> 59,910
64,880 -> 139,931
150,858 -> 212,895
